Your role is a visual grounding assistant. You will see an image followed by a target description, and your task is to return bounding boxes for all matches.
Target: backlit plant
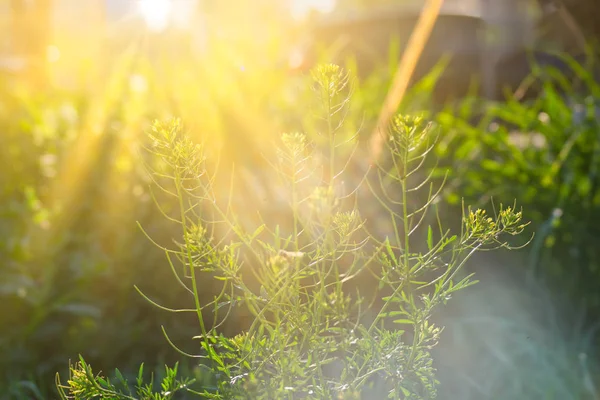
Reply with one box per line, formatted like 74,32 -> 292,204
57,64 -> 527,399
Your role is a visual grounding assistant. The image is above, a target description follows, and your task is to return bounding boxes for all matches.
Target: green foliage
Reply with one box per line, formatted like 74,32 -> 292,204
416,50 -> 600,399
0,64 -> 199,397
56,356 -> 191,400
57,64 -> 526,399
434,50 -> 600,309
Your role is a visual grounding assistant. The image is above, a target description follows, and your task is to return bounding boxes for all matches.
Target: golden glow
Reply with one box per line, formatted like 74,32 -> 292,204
290,0 -> 336,21
11,0 -> 307,264
138,0 -> 173,31
46,45 -> 61,63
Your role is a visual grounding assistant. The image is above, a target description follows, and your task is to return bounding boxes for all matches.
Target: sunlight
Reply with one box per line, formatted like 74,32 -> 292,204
138,0 -> 173,31
290,0 -> 336,21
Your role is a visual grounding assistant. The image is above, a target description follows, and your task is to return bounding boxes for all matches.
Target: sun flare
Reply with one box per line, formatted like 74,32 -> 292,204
138,0 -> 173,31
290,0 -> 336,21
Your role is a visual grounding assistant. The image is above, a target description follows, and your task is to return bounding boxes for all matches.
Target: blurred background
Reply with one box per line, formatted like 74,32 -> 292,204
2,0 -> 600,398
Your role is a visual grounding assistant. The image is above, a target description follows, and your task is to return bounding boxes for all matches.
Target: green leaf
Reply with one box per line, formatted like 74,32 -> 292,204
386,245 -> 398,267
481,159 -> 503,172
250,224 -> 265,241
427,225 -> 433,250
393,319 -> 414,325
137,363 -> 145,387
260,285 -> 268,300
114,368 -> 127,388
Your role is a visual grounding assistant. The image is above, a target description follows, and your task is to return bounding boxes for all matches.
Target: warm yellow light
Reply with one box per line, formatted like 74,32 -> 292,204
138,0 -> 172,31
290,0 -> 336,21
46,45 -> 61,63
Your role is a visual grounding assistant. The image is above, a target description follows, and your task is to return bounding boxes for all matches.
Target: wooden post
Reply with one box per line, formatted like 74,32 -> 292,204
369,0 -> 444,163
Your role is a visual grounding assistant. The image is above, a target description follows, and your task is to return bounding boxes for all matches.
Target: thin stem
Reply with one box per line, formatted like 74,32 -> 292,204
174,170 -> 212,361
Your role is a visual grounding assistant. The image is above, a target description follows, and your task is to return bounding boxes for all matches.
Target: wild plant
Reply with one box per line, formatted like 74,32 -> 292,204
57,64 -> 527,399
433,50 -> 600,306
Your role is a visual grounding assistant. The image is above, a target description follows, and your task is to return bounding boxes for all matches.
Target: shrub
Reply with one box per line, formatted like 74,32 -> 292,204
0,68 -> 197,398
434,50 -> 600,311
57,65 -> 527,399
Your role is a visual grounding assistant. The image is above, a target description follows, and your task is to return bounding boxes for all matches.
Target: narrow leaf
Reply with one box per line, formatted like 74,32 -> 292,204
427,225 -> 433,250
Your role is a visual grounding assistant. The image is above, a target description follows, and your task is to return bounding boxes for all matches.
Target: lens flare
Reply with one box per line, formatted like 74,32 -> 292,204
290,0 -> 336,21
138,0 -> 172,31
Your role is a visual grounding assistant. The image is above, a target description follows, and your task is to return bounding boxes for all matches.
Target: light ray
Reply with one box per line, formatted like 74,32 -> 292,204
290,0 -> 336,21
138,0 -> 172,31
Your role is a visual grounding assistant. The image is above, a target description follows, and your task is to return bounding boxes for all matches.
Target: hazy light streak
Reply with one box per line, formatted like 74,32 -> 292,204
290,0 -> 336,21
138,0 -> 173,31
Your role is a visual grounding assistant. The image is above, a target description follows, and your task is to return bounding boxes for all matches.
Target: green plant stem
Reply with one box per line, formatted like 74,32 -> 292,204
175,171 -> 212,359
